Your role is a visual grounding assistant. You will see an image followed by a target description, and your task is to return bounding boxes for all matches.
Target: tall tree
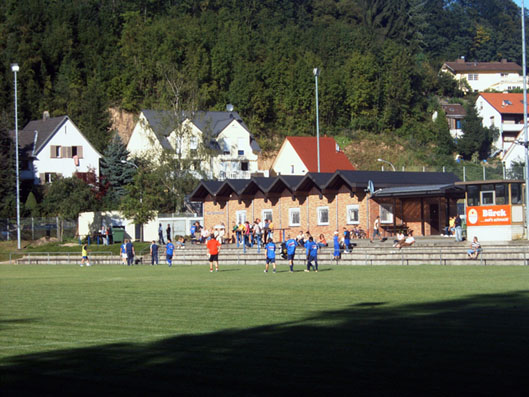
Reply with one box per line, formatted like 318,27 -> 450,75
457,105 -> 498,160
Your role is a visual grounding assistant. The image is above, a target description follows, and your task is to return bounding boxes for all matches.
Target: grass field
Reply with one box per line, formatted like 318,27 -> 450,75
1,264 -> 529,396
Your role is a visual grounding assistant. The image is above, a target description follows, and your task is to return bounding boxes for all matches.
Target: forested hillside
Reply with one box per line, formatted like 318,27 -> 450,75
0,0 -> 525,154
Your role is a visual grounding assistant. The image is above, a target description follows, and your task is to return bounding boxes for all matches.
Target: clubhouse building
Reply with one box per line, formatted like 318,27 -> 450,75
190,170 -> 465,241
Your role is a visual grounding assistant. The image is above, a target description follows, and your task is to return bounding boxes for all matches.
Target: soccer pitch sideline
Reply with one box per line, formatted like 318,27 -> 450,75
1,264 -> 529,396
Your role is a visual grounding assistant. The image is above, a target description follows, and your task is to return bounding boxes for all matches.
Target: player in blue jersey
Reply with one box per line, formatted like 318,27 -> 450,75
264,237 -> 277,273
306,236 -> 319,272
285,234 -> 297,272
166,238 -> 175,267
333,231 -> 341,260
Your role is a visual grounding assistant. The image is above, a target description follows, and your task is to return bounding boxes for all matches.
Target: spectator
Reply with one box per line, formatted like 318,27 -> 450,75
150,240 -> 159,265
166,238 -> 174,267
166,224 -> 171,243
333,231 -> 341,260
467,236 -> 482,259
396,230 -> 415,249
371,216 -> 381,242
175,236 -> 185,249
158,223 -> 165,245
126,239 -> 135,266
296,230 -> 305,246
393,232 -> 405,248
455,215 -> 463,242
318,233 -> 328,248
343,227 -> 351,253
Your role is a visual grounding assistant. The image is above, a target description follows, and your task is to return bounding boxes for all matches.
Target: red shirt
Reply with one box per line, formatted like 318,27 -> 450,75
207,239 -> 221,255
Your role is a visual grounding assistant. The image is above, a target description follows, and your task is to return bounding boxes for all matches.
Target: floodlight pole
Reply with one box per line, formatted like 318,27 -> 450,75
522,0 -> 529,240
11,63 -> 21,250
314,68 -> 321,173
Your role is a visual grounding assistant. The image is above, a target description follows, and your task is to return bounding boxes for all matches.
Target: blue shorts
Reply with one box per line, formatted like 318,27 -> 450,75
287,253 -> 295,260
266,257 -> 275,264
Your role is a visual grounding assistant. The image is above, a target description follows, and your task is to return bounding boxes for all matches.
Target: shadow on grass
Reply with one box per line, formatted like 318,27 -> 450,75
2,291 -> 529,396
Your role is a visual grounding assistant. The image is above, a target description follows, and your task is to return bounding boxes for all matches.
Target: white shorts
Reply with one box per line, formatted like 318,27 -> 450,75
121,253 -> 127,259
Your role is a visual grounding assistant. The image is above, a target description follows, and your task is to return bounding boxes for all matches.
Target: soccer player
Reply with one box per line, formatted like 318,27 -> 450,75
80,243 -> 91,267
285,234 -> 297,272
120,240 -> 127,265
264,237 -> 277,273
166,238 -> 175,267
306,236 -> 319,272
207,233 -> 221,272
333,231 -> 341,260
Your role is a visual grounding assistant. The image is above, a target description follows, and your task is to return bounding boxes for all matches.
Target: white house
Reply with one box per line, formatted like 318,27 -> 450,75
441,58 -> 524,92
441,104 -> 466,140
12,114 -> 102,184
475,92 -> 527,167
127,109 -> 261,179
271,136 -> 355,176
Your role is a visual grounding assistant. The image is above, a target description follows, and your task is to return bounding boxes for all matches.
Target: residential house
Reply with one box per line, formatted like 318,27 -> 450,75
270,136 -> 355,176
12,114 -> 102,184
440,58 -> 523,92
475,92 -> 527,166
441,104 -> 466,140
127,109 -> 261,179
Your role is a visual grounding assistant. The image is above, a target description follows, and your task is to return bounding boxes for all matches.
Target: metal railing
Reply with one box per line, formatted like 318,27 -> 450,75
9,251 -> 116,265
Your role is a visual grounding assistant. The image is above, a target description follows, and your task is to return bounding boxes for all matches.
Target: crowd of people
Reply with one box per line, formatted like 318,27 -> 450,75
82,217 -> 480,269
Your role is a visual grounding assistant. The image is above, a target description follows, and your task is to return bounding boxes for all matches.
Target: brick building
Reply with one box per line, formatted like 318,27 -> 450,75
190,170 -> 463,241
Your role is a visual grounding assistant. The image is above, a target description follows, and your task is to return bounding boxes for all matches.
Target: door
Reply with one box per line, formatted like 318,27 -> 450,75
429,204 -> 439,235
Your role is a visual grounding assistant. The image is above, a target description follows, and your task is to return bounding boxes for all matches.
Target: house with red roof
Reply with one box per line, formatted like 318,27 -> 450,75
270,136 -> 355,175
475,92 -> 527,167
440,58 -> 524,92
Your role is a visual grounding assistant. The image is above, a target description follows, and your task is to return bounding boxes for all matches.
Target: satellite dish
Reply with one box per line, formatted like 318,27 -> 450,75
226,104 -> 234,112
367,180 -> 375,195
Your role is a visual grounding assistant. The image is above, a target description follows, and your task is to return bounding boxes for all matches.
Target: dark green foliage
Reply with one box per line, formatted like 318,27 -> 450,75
41,177 -> 96,220
99,135 -> 136,207
0,112 -> 15,218
0,0 -> 525,164
24,191 -> 38,217
457,105 -> 498,160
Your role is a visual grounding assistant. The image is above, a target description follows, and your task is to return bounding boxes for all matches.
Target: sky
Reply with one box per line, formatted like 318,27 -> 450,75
514,0 -> 525,9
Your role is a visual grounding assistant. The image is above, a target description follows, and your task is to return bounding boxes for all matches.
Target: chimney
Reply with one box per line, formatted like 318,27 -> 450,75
42,111 -> 50,120
457,56 -> 465,63
501,58 -> 508,63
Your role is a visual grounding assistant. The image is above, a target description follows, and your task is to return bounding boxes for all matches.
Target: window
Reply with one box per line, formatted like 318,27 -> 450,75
346,205 -> 360,224
291,165 -> 294,174
50,145 -> 62,158
262,210 -> 273,222
512,183 -> 523,204
189,137 -> 198,156
222,138 -> 231,154
44,172 -> 57,183
236,210 -> 247,225
289,208 -> 301,226
468,74 -> 478,80
237,138 -> 245,156
495,184 -> 507,205
72,146 -> 78,157
379,204 -> 393,223
241,161 -> 249,171
480,184 -> 495,205
468,185 -> 480,206
317,206 -> 329,225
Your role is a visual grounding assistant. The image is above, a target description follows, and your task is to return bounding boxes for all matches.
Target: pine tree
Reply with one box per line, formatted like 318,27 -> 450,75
99,134 -> 136,208
0,112 -> 15,218
457,105 -> 498,160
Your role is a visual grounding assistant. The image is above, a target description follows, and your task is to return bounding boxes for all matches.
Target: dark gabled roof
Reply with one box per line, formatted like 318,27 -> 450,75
332,170 -> 459,190
442,104 -> 466,118
17,116 -> 69,155
141,109 -> 261,153
190,171 -> 461,201
371,184 -> 465,198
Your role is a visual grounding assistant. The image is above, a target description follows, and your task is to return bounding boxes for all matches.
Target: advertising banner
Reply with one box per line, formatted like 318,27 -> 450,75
466,205 -> 511,226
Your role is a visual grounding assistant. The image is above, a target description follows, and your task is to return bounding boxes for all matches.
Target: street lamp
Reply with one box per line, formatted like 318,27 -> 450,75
522,0 -> 529,240
377,158 -> 396,172
11,63 -> 21,250
313,68 -> 321,173
120,159 -> 138,168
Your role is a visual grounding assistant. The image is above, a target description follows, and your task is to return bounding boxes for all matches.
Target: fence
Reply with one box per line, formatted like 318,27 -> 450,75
376,164 -> 525,181
0,217 -> 77,242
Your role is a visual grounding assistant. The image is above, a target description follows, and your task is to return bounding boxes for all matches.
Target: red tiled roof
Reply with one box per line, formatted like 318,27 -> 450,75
286,136 -> 355,172
443,60 -> 521,73
479,92 -> 527,114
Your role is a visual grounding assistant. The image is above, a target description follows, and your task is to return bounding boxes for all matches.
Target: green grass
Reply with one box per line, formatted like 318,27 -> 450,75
1,264 -> 529,395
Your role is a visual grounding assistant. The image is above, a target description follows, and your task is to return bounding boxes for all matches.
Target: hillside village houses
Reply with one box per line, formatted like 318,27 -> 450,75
440,103 -> 466,140
271,136 -> 355,175
475,92 -> 528,168
440,58 -> 525,92
10,113 -> 102,185
126,109 -> 261,180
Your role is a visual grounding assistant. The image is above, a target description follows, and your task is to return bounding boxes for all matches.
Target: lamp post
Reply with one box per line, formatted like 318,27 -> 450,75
377,158 -> 396,172
522,0 -> 529,240
313,68 -> 321,173
11,63 -> 21,250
